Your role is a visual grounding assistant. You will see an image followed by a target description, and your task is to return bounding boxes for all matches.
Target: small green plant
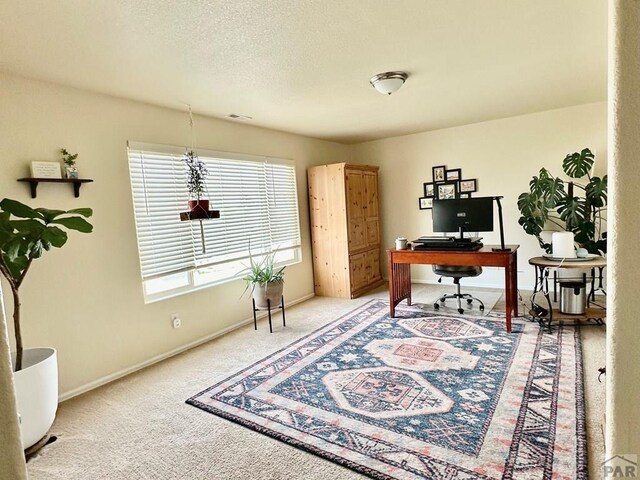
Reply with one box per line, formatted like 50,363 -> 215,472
184,150 -> 208,200
60,148 -> 78,167
517,148 -> 607,254
242,251 -> 285,295
0,199 -> 93,371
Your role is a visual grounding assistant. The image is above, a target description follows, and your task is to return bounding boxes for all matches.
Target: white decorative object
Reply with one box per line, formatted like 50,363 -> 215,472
64,166 -> 79,179
12,348 -> 58,449
551,232 -> 576,258
30,161 -> 62,179
576,247 -> 589,258
395,237 -> 408,250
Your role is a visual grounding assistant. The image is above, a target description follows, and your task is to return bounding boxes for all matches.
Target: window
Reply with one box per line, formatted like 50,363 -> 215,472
127,142 -> 301,302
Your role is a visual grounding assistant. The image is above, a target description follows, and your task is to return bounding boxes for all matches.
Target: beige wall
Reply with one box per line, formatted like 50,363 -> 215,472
0,73 -> 350,397
0,72 -> 610,404
351,102 -> 608,289
606,0 -> 640,457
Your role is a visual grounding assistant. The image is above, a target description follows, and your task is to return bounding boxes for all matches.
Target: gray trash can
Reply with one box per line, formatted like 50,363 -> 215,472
559,282 -> 587,315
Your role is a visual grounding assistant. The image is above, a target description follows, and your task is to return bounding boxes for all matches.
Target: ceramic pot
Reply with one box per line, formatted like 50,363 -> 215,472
252,280 -> 284,309
12,347 -> 58,449
188,199 -> 209,215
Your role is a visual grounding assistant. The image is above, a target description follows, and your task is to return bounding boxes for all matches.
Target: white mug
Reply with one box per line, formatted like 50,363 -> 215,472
395,237 -> 408,250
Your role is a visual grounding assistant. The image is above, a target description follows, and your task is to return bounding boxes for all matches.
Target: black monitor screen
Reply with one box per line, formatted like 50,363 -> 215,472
432,197 -> 494,236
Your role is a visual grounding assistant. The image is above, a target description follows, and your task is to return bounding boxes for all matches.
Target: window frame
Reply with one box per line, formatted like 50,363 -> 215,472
127,141 -> 302,303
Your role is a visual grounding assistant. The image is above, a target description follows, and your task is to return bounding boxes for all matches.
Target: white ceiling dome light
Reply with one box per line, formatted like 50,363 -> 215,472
369,71 -> 409,95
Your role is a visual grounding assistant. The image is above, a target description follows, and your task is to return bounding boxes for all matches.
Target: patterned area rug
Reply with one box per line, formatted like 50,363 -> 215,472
187,299 -> 587,479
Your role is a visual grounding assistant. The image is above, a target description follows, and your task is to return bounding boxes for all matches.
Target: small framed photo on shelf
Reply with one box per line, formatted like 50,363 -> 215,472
436,181 -> 458,200
30,161 -> 62,179
459,179 -> 477,193
418,197 -> 433,210
445,168 -> 461,181
459,193 -> 471,199
423,182 -> 435,197
432,165 -> 446,183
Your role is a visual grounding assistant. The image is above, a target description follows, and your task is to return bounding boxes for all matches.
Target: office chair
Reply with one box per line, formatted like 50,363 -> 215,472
432,265 -> 485,314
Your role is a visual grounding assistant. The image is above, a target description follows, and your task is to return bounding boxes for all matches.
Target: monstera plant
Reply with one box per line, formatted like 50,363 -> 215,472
517,148 -> 607,254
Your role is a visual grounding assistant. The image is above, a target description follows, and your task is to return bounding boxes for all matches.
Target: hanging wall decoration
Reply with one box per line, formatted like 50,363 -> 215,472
420,165 -> 478,210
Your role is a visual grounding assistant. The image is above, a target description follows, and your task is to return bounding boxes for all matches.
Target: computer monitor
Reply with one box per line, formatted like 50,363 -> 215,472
432,197 -> 494,239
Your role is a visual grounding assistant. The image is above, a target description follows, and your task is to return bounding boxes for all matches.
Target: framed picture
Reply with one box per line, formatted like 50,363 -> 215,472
423,182 -> 435,197
445,168 -> 461,181
459,193 -> 471,199
432,165 -> 446,183
418,197 -> 433,210
459,179 -> 477,193
30,161 -> 62,179
436,181 -> 458,200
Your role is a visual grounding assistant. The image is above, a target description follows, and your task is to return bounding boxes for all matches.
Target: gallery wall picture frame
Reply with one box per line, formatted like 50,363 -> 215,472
459,193 -> 471,199
435,181 -> 458,200
459,179 -> 477,193
432,165 -> 446,183
445,168 -> 461,181
423,182 -> 435,197
419,197 -> 433,210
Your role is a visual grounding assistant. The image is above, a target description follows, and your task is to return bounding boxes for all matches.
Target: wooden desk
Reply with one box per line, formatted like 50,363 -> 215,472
387,245 -> 519,332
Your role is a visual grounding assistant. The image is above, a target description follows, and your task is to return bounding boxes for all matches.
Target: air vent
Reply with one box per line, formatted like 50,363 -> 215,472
227,113 -> 253,120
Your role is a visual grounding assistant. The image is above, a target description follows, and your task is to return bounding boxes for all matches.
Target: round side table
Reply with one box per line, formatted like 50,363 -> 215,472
528,256 -> 607,330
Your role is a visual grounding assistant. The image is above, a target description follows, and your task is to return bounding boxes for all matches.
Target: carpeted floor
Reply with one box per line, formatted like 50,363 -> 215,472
26,284 -> 606,480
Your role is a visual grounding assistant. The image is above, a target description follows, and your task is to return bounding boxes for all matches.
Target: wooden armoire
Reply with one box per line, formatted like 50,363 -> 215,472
307,163 -> 383,298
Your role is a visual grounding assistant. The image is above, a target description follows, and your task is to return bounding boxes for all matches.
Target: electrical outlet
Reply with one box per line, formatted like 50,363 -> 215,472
170,313 -> 181,329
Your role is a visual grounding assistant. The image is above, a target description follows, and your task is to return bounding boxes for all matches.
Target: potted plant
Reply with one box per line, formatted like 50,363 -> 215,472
60,148 -> 79,179
184,150 -> 209,215
242,251 -> 285,308
517,148 -> 607,254
0,198 -> 93,449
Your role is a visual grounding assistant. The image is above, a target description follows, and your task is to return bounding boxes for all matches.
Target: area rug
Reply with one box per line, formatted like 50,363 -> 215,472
187,299 -> 587,479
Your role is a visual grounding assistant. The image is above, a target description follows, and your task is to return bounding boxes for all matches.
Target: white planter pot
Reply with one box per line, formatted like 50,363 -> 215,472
12,347 -> 58,449
252,280 -> 284,309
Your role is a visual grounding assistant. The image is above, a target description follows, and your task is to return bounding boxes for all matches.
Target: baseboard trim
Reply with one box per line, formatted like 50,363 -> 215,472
59,292 -> 316,402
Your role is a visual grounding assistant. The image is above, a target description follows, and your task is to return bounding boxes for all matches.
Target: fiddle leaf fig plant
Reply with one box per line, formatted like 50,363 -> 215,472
517,148 -> 607,254
0,198 -> 93,372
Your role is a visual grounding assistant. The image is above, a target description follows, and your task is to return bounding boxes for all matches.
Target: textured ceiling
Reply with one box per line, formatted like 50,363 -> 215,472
0,1 -> 607,144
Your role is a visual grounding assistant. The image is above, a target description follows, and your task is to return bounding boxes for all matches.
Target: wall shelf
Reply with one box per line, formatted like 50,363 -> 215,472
17,178 -> 94,198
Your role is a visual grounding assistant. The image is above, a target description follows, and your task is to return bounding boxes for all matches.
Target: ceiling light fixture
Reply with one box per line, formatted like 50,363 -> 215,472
369,71 -> 408,95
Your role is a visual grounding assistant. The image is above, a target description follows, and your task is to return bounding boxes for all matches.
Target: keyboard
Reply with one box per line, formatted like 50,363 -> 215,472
413,236 -> 482,245
412,241 -> 484,251
416,236 -> 455,242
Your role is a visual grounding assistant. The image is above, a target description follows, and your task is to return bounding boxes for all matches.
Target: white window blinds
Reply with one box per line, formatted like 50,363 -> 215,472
128,142 -> 301,287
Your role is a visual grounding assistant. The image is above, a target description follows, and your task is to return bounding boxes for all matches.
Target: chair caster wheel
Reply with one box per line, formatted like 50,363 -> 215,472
458,308 -> 464,314
466,299 -> 473,304
433,303 -> 439,310
480,306 -> 485,311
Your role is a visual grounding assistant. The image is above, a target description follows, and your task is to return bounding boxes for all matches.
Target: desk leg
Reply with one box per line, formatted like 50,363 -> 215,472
511,250 -> 518,317
504,265 -> 512,333
388,256 -> 411,318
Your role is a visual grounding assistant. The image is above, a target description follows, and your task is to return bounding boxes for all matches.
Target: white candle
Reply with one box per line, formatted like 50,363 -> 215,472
552,232 -> 576,258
